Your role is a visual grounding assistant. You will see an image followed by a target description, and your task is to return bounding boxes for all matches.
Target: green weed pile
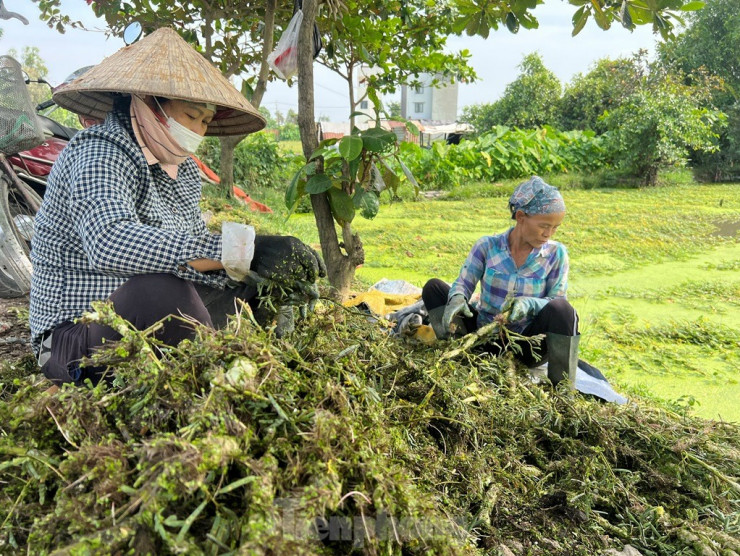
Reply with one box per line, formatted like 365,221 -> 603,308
1,303 -> 738,555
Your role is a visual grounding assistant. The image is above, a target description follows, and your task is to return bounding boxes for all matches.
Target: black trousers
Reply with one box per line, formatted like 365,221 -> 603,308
40,274 -> 260,386
422,278 -> 579,366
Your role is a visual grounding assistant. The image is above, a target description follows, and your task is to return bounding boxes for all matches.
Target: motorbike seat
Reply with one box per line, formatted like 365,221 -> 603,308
39,115 -> 78,141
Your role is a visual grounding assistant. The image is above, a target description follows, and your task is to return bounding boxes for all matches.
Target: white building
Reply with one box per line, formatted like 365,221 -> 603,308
354,65 -> 382,125
354,68 -> 459,125
400,73 -> 459,122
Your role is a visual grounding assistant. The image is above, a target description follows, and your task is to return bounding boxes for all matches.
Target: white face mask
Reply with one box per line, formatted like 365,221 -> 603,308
166,116 -> 205,154
152,97 -> 207,154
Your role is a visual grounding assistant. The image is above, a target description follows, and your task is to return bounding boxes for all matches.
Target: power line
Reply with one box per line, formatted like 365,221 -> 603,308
315,82 -> 348,97
268,101 -> 348,110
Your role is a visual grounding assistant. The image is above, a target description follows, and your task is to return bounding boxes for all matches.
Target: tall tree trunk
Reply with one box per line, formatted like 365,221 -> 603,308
218,0 -> 277,198
218,135 -> 240,198
297,0 -> 364,300
348,64 -> 356,130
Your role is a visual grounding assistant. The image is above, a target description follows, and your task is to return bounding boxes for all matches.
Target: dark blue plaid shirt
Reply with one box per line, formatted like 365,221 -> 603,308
449,228 -> 569,332
29,103 -> 227,353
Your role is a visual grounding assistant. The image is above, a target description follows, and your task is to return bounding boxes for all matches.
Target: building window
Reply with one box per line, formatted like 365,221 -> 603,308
414,102 -> 424,113
360,100 -> 369,109
415,85 -> 424,94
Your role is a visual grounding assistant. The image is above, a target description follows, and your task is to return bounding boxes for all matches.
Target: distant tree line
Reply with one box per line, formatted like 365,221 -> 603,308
460,0 -> 739,185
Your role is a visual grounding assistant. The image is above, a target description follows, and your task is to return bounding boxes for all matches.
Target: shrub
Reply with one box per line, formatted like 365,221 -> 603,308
599,62 -> 726,186
398,126 -> 607,190
197,133 -> 303,191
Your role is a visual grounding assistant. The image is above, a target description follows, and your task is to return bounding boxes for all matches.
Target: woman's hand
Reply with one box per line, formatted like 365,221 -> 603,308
251,235 -> 326,285
500,296 -> 549,323
442,294 -> 473,336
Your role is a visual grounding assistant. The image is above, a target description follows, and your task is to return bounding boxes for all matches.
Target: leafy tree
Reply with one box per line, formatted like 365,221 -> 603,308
7,46 -> 49,107
258,106 -> 277,129
459,103 -> 496,135
659,0 -> 740,181
600,58 -> 725,185
558,57 -> 642,132
316,0 -> 476,128
296,0 -> 706,295
450,0 -> 702,39
460,53 -> 561,132
285,109 -> 298,125
660,0 -> 739,96
493,53 -> 561,128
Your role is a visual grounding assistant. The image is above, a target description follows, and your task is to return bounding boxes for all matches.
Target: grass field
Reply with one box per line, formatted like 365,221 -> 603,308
237,181 -> 740,422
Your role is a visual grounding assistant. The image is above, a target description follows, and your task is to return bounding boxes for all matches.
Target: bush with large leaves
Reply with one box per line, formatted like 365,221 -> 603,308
600,60 -> 726,186
286,127 -> 418,225
398,126 -> 607,190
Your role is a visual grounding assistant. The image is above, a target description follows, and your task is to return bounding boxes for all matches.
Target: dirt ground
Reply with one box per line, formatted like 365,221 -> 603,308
0,295 -> 33,362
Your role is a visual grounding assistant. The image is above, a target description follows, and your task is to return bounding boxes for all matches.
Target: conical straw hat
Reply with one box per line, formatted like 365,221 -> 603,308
53,27 -> 265,136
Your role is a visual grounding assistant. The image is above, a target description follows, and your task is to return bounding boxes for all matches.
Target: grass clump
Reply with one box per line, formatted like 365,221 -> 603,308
1,303 -> 738,555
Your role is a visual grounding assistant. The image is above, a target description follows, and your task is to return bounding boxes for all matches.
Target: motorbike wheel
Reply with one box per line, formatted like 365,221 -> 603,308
0,166 -> 41,298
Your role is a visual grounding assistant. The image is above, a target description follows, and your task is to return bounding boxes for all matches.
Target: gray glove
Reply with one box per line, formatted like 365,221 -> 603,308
500,296 -> 549,323
442,294 -> 473,336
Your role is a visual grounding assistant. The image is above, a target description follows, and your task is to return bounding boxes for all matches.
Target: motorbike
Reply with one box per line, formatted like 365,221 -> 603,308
0,54 -> 44,298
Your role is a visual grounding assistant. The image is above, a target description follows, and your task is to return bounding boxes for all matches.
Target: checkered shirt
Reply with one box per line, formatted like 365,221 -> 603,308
448,228 -> 569,331
29,104 -> 227,353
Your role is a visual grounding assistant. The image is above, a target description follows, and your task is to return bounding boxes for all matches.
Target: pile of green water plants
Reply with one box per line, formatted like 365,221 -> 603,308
1,302 -> 738,555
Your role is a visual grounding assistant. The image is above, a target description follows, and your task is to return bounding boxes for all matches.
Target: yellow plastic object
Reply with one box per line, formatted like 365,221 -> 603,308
410,324 -> 437,344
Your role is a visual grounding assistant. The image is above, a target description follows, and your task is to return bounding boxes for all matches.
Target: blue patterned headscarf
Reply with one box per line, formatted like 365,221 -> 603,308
508,176 -> 565,219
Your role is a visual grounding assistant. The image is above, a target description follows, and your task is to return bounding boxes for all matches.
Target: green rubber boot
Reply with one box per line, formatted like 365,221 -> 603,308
545,332 -> 580,388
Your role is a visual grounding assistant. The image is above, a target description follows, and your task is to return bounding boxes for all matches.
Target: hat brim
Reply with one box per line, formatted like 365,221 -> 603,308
52,28 -> 266,137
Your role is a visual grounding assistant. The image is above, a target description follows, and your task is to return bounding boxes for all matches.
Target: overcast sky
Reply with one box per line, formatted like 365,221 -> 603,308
1,0 -> 663,122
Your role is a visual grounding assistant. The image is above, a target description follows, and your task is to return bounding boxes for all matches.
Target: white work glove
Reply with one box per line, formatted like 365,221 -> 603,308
221,222 -> 256,282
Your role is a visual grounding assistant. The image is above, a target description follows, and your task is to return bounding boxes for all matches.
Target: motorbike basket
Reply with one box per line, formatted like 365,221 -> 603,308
0,56 -> 45,156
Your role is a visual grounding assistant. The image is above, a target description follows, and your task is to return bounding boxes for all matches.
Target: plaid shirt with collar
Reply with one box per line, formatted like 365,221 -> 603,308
448,228 -> 569,331
29,103 -> 227,353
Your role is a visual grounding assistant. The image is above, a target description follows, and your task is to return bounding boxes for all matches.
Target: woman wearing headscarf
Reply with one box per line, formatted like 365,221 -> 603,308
30,28 -> 324,386
422,176 -> 579,386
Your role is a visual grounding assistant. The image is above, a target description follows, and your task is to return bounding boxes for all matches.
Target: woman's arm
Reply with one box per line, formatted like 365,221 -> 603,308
186,258 -> 223,272
66,137 -> 227,286
448,237 -> 489,301
544,243 -> 569,298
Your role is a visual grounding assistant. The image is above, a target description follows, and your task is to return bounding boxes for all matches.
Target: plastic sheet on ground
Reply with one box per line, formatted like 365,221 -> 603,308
369,278 -> 422,296
529,363 -> 628,404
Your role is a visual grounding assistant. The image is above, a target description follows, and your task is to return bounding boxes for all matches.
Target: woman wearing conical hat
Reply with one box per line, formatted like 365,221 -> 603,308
29,28 -> 324,386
